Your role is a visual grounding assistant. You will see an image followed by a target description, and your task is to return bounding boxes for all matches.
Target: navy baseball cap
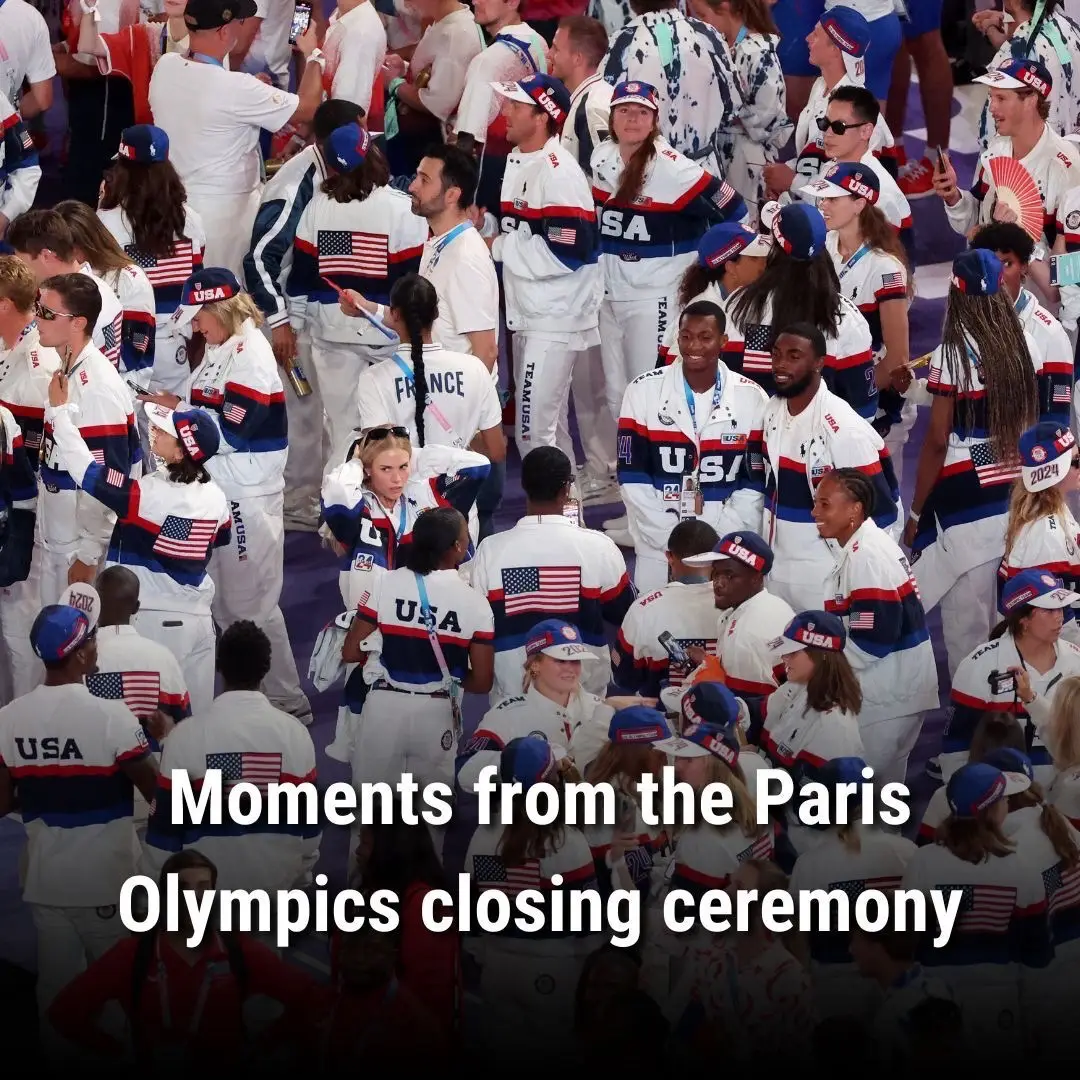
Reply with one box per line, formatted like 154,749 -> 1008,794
770,610 -> 847,655
684,531 -> 774,575
800,161 -> 880,205
679,681 -> 740,730
999,569 -> 1080,615
183,0 -> 258,31
817,756 -> 870,787
115,124 -> 169,163
946,762 -> 1007,818
1019,422 -> 1077,492
697,222 -> 772,269
608,706 -> 670,745
610,80 -> 659,111
820,5 -> 871,57
653,720 -> 740,766
771,202 -> 827,260
981,748 -> 1034,794
144,403 -> 220,463
976,57 -> 1053,98
325,123 -> 371,174
500,736 -> 558,789
491,73 -> 572,126
172,268 -> 242,331
30,604 -> 95,663
950,249 -> 1002,296
524,619 -> 597,661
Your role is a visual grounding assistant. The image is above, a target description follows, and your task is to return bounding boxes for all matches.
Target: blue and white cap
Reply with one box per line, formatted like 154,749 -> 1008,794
171,267 -> 242,331
653,720 -> 740,766
499,736 -> 558,789
770,610 -> 847,656
1018,422 -> 1076,492
946,762 -> 1008,818
608,706 -> 670,744
975,57 -> 1053,98
115,124 -> 169,163
800,161 -> 880,204
981,747 -> 1034,795
325,123 -> 371,174
524,619 -> 597,661
30,603 -> 95,663
999,569 -> 1080,614
610,80 -> 659,111
697,222 -> 772,269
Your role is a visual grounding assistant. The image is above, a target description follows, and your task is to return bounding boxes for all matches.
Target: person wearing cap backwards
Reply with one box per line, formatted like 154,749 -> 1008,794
291,123 -> 426,473
942,570 -> 1080,788
682,530 -> 795,735
464,736 -> 600,1059
905,249 -> 1041,678
600,0 -> 741,178
813,467 -> 938,785
97,124 -> 209,400
727,202 -> 877,420
761,320 -> 900,613
612,519 -> 720,698
616,299 -> 767,593
1001,422 -> 1080,643
790,756 -> 916,1021
45,373 -> 230,714
150,266 -> 310,721
148,0 -> 325,277
592,81 -> 746,417
934,58 -> 1080,258
765,6 -> 895,199
32,273 -> 140,600
900,761 -> 1053,1059
0,598 -> 160,1015
485,73 -> 602,463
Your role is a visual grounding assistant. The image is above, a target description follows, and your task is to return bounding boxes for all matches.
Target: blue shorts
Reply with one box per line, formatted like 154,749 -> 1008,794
902,0 -> 944,38
863,11 -> 903,97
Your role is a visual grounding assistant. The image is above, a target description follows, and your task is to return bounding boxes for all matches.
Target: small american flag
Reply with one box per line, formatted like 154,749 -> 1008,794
834,874 -> 903,900
106,467 -> 126,487
969,441 -> 1021,487
743,323 -> 773,374
747,832 -> 773,861
18,127 -> 32,151
127,240 -> 196,287
318,230 -> 388,277
206,751 -> 282,792
547,226 -> 577,245
85,670 -> 161,719
90,449 -> 105,465
667,637 -> 712,685
501,565 -> 581,615
1043,860 -> 1080,918
880,271 -> 905,289
473,853 -> 542,894
951,882 -> 1016,933
849,610 -> 875,630
223,403 -> 247,425
132,330 -> 150,353
1054,384 -> 1072,404
102,315 -> 122,366
153,516 -> 217,560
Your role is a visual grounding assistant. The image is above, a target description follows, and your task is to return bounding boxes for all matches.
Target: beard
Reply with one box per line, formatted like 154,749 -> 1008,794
772,371 -> 815,399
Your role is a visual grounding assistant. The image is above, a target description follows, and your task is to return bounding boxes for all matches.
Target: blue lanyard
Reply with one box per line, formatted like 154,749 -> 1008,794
1015,289 -> 1034,319
374,494 -> 407,540
392,352 -> 414,384
415,572 -> 436,631
837,242 -> 871,284
683,368 -> 724,432
733,25 -> 748,45
494,31 -> 542,74
426,221 -> 472,271
190,52 -> 224,67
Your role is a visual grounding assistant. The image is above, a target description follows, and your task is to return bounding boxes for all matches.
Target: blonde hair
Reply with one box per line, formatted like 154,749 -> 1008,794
356,431 -> 412,473
700,756 -> 762,838
1047,676 -> 1080,771
0,255 -> 38,312
201,292 -> 264,339
1005,480 -> 1067,560
1011,782 -> 1080,866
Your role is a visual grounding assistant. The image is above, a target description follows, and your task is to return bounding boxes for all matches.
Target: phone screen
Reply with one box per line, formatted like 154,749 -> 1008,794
290,2 -> 312,44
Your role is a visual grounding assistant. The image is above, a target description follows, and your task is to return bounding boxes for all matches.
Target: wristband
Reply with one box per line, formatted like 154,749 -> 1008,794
908,510 -> 920,524
373,303 -> 386,321
80,0 -> 101,19
307,48 -> 326,69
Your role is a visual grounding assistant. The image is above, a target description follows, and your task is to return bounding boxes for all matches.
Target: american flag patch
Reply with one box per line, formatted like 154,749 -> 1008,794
1054,384 -> 1072,403
617,434 -> 633,463
951,882 -> 1015,933
832,874 -> 903,900
318,230 -> 388,277
91,449 -> 105,465
742,323 -> 773,374
85,670 -> 161,719
106,468 -> 125,487
848,611 -> 874,630
501,565 -> 581,615
1043,859 -> 1080,918
205,750 -> 282,792
126,240 -> 195,287
19,127 -> 32,151
132,331 -> 150,353
970,441 -> 1021,486
548,226 -> 577,245
223,404 -> 247,425
881,271 -> 905,289
712,182 -> 738,209
153,516 -> 217,560
472,853 -> 542,894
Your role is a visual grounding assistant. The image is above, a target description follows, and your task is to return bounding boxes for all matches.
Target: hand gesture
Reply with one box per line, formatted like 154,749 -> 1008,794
48,370 -> 69,407
932,149 -> 960,207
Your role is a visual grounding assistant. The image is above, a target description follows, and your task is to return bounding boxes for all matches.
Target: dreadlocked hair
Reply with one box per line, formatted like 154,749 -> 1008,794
388,274 -> 439,449
1005,479 -> 1067,561
940,288 -> 1038,458
729,245 -> 841,338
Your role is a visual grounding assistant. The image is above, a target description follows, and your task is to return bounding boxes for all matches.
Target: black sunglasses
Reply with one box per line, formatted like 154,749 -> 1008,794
362,426 -> 410,443
34,296 -> 77,321
815,117 -> 869,135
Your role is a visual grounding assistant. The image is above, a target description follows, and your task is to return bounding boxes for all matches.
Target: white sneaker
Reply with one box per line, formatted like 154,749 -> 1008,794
604,513 -> 629,531
606,526 -> 634,547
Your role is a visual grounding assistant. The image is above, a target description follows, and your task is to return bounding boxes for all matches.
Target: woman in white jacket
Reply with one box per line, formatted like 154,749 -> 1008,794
813,468 -> 938,783
1001,422 -> 1080,644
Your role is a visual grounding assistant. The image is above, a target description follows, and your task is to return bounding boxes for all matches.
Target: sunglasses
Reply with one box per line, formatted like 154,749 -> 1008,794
34,297 -> 77,321
361,426 -> 410,443
815,117 -> 869,135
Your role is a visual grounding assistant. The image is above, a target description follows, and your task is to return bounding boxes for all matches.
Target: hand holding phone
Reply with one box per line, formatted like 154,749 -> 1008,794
289,1 -> 312,44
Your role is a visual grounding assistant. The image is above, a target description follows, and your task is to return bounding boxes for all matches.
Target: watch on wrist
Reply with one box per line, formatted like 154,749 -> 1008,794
308,48 -> 326,67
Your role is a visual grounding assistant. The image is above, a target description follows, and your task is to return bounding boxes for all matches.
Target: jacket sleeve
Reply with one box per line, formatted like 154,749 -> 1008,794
842,578 -> 906,671
598,537 -> 636,626
0,406 -> 36,587
201,343 -> 286,457
612,599 -> 651,692
321,460 -> 367,553
0,104 -> 41,222
942,654 -> 1001,758
943,153 -> 985,238
1032,318 -> 1073,425
831,427 -> 899,535
284,200 -> 318,326
116,265 -> 156,391
158,651 -> 192,723
387,199 -> 427,295
732,39 -> 791,149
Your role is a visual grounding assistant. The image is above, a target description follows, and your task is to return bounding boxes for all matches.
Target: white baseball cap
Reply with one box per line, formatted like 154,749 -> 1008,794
58,582 -> 101,632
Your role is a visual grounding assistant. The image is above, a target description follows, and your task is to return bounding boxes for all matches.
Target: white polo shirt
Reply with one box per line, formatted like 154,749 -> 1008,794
149,53 -> 298,200
0,0 -> 55,104
323,1 -> 386,117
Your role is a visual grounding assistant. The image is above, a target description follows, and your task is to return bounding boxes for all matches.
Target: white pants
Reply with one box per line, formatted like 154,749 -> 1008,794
859,712 -> 924,786
513,328 -> 599,461
306,335 -> 376,472
192,190 -> 263,279
598,295 -> 674,422
883,401 -> 917,489
633,548 -> 669,594
133,607 -> 217,715
150,325 -> 193,398
32,902 -> 129,1011
914,551 -> 999,677
38,544 -> 83,608
210,490 -> 308,713
0,554 -> 44,703
350,687 -> 457,787
284,333 -> 330,526
570,343 -> 616,477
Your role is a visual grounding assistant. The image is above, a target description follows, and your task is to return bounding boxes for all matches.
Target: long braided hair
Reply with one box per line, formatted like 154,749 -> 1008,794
939,286 -> 1038,458
388,274 -> 440,449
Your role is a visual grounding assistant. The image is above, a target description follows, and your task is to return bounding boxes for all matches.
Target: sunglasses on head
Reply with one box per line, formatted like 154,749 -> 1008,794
815,117 -> 869,135
361,426 -> 410,443
34,296 -> 77,321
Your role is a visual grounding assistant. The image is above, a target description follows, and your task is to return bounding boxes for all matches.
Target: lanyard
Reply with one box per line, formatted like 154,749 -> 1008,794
1015,289 -> 1034,320
733,25 -> 748,45
415,571 -> 457,690
837,242 -> 871,284
190,51 -> 224,66
155,941 -> 225,1036
425,220 -> 472,271
494,31 -> 542,74
682,368 -> 724,435
390,352 -> 465,447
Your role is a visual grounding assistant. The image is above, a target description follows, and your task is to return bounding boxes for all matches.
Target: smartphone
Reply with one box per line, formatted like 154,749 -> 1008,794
934,145 -> 949,174
989,669 -> 1018,696
1050,251 -> 1080,287
658,631 -> 691,668
563,498 -> 580,526
290,1 -> 312,44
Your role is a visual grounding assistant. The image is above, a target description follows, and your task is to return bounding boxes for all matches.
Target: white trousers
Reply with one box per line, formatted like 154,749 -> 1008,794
569,343 -> 616,477
149,325 -> 194,398
513,328 -> 598,461
210,490 -> 308,713
133,607 -> 217,715
306,335 -> 374,471
32,902 -> 129,1011
883,401 -> 917,489
914,552 -> 999,678
0,552 -> 44,703
284,333 -> 330,526
859,711 -> 924,786
192,190 -> 263,279
598,295 -> 674,422
633,548 -> 669,594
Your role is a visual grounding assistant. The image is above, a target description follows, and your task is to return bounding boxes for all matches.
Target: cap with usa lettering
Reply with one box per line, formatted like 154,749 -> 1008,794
770,610 -> 847,655
114,124 -> 169,163
171,267 -> 242,331
799,161 -> 880,204
946,762 -> 1008,818
490,73 -> 571,126
652,720 -> 740,766
683,531 -> 774,575
771,202 -> 827,261
975,57 -> 1053,98
608,705 -> 670,744
1019,421 -> 1076,492
30,604 -> 95,663
144,402 -> 220,463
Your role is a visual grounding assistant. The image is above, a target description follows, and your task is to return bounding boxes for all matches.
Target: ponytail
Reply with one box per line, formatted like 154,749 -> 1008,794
408,311 -> 428,449
1016,783 -> 1080,866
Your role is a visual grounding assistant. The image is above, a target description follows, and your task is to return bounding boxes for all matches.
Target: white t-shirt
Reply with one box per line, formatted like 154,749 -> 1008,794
408,4 -> 484,124
418,222 -> 499,355
148,53 -> 298,200
323,1 -> 386,117
0,0 -> 55,103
